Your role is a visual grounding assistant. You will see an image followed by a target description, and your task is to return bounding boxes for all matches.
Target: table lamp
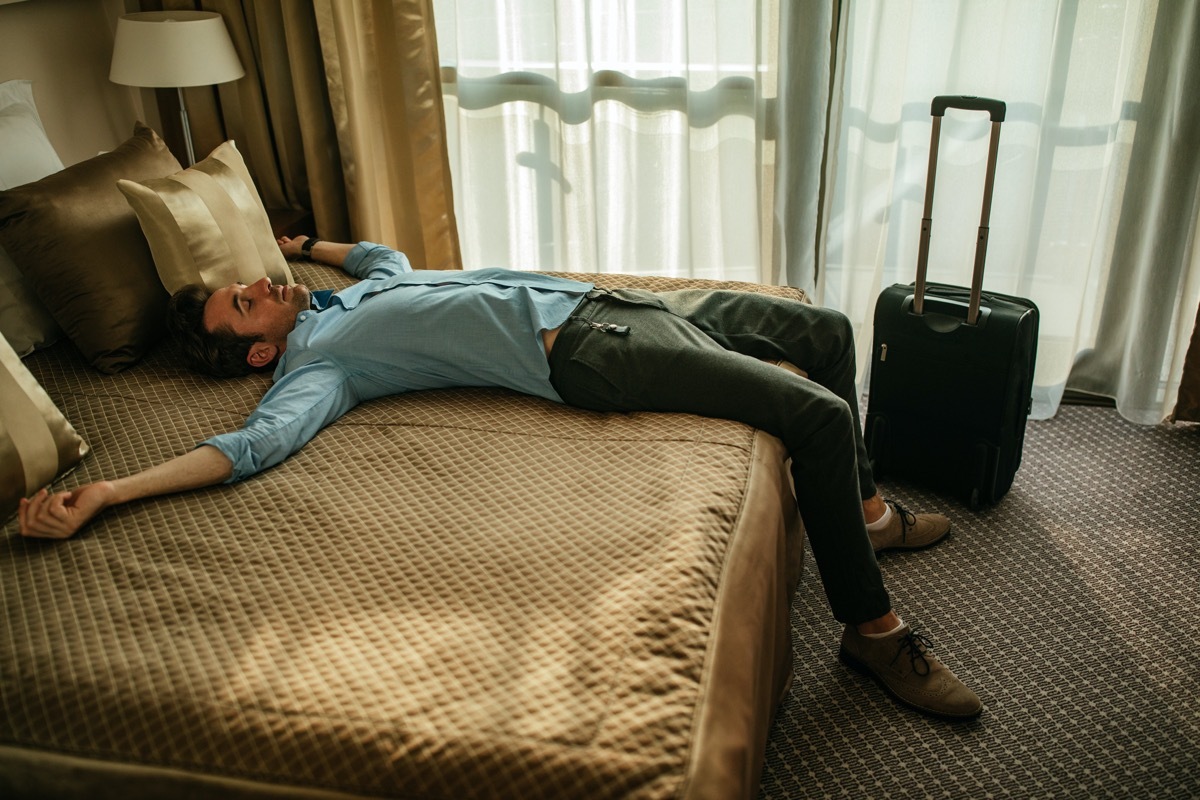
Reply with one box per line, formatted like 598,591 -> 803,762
109,10 -> 245,165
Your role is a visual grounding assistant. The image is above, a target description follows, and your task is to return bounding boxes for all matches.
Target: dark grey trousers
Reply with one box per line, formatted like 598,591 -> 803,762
548,288 -> 890,625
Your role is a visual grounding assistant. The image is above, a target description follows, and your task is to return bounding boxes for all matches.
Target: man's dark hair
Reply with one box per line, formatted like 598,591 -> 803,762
165,284 -> 271,378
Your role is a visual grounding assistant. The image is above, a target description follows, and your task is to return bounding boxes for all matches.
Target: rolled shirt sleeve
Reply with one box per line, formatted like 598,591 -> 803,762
342,242 -> 414,280
202,359 -> 358,483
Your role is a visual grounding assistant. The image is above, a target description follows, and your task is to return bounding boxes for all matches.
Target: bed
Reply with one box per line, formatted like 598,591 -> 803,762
0,98 -> 807,799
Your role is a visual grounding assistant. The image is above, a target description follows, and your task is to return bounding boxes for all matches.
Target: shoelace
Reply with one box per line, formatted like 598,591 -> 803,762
889,500 -> 918,543
889,629 -> 935,676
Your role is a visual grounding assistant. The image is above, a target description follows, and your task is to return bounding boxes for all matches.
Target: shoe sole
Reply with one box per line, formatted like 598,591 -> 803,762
838,646 -> 983,721
872,527 -> 953,556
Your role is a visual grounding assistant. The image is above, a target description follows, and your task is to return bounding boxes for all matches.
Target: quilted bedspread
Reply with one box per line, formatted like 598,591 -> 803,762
1,266 -> 805,799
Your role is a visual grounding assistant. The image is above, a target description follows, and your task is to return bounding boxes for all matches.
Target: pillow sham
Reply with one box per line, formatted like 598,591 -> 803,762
0,100 -> 64,190
118,139 -> 292,294
0,333 -> 89,522
0,122 -> 182,373
0,80 -> 65,356
0,79 -> 49,113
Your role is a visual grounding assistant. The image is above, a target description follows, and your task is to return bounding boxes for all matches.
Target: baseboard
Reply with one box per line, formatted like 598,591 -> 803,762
1060,389 -> 1117,407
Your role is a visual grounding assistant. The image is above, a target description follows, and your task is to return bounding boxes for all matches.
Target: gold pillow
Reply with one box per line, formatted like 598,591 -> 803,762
118,140 -> 292,294
0,122 -> 180,373
0,334 -> 88,521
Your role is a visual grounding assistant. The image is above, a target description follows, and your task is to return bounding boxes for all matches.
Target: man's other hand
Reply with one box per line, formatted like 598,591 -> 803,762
18,483 -> 116,540
277,235 -> 310,260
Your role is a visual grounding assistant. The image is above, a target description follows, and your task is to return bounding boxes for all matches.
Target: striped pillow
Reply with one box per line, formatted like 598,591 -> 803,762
0,335 -> 88,520
118,139 -> 292,294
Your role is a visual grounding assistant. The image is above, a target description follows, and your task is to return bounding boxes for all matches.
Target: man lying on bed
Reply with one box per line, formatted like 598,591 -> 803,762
19,236 -> 983,721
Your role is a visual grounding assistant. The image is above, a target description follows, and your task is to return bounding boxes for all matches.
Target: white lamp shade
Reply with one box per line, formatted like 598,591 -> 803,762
110,11 -> 245,88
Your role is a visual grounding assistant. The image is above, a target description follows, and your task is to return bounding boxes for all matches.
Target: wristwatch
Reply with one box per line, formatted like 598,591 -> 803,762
300,237 -> 321,259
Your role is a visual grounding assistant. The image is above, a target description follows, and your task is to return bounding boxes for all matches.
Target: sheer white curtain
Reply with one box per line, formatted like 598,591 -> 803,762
818,0 -> 1200,423
432,0 -> 780,282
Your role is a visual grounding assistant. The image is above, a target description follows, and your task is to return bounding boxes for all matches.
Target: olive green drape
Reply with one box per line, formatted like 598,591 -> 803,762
1176,307 -> 1200,422
147,0 -> 460,269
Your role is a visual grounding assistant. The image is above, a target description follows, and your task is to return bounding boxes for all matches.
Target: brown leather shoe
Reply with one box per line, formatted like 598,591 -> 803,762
839,625 -> 983,720
869,500 -> 951,553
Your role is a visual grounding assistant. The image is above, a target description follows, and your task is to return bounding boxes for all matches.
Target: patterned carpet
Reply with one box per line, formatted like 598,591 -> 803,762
757,406 -> 1200,799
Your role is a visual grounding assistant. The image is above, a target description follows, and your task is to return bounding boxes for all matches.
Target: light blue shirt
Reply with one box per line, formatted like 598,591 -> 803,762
204,243 -> 593,482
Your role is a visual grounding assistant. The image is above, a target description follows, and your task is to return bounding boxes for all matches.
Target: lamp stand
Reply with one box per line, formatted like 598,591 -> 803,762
177,86 -> 197,166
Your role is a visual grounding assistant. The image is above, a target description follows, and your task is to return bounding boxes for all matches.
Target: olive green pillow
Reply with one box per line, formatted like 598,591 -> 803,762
0,333 -> 88,521
118,139 -> 292,294
0,123 -> 181,373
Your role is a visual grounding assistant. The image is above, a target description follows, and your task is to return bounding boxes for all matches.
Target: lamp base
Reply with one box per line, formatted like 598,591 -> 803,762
178,86 -> 196,166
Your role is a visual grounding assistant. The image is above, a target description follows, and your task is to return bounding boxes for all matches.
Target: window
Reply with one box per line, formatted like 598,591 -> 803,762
434,0 -> 778,280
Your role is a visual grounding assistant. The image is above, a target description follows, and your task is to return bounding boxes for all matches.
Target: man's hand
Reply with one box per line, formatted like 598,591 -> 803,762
277,235 -> 310,261
18,482 -> 117,540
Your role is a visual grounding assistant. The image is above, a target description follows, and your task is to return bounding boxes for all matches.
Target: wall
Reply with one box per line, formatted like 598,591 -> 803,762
0,0 -> 161,166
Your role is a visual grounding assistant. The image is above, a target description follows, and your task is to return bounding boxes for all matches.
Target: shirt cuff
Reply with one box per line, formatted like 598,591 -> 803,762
199,435 -> 256,484
342,242 -> 413,279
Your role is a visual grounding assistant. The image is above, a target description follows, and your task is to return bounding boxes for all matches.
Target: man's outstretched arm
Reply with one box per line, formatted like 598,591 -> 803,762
17,445 -> 233,540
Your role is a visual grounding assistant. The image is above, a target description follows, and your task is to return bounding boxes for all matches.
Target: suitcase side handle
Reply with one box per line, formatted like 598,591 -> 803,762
914,97 -> 1005,324
931,95 -> 1007,122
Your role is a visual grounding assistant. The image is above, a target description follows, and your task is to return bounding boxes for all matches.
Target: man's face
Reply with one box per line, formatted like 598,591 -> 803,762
203,277 -> 311,349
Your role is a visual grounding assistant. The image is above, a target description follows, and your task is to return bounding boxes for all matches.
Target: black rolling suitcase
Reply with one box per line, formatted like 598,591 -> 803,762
864,95 -> 1039,509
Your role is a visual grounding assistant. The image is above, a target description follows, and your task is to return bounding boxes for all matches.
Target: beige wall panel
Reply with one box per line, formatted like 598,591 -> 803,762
0,0 -> 160,166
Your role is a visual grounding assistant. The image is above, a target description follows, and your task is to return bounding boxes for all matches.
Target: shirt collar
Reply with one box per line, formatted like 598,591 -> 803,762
310,289 -> 335,310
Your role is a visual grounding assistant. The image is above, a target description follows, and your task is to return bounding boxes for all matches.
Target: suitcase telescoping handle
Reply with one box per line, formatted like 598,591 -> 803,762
914,95 -> 1006,324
